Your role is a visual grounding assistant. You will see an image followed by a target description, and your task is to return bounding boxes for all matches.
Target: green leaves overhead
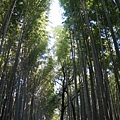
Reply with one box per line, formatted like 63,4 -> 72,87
0,0 -> 57,120
0,0 -> 120,119
53,25 -> 70,63
56,0 -> 120,119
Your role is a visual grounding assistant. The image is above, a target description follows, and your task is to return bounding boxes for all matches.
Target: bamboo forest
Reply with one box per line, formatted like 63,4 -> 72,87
0,0 -> 120,120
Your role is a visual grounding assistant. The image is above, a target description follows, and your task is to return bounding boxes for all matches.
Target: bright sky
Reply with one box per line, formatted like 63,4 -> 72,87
47,0 -> 64,29
47,0 -> 64,48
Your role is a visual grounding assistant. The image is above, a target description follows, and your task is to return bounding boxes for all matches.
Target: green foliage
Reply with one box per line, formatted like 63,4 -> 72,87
0,0 -> 57,120
57,0 -> 120,119
53,25 -> 70,63
0,0 -> 120,119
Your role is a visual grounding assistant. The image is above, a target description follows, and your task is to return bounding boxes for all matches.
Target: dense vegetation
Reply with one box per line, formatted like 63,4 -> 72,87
0,0 -> 56,120
55,0 -> 120,120
0,0 -> 120,120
